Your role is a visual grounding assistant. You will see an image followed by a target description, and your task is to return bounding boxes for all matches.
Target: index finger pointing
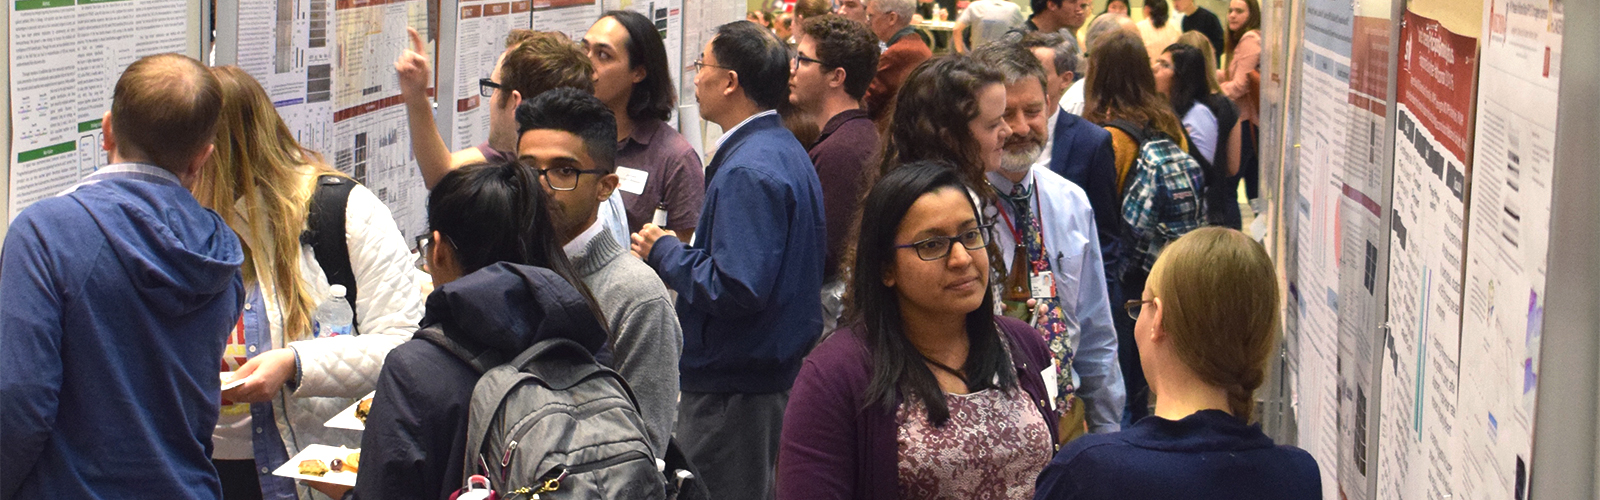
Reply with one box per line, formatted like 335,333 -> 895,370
407,26 -> 425,54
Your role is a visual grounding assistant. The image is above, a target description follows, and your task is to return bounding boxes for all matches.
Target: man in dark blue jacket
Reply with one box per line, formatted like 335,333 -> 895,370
1,54 -> 244,500
632,20 -> 827,500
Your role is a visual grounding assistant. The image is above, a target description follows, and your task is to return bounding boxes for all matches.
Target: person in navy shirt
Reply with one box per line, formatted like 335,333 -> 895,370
1033,227 -> 1320,500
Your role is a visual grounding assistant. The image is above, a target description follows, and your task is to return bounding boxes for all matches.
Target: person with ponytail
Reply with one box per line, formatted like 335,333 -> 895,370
341,159 -> 610,500
1032,227 -> 1321,500
199,66 -> 423,500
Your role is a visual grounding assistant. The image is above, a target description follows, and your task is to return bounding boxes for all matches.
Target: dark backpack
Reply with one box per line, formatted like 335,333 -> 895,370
415,327 -> 667,500
301,174 -> 360,330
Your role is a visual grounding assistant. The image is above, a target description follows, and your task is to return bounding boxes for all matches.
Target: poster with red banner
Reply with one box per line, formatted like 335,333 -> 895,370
1376,8 -> 1479,500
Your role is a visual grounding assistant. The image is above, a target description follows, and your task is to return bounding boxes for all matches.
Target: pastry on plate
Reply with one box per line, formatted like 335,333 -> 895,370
355,398 -> 373,423
298,459 -> 329,477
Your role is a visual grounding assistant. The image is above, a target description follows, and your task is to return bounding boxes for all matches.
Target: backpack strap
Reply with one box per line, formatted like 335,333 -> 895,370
413,325 -> 506,374
1106,119 -> 1150,147
302,175 -> 360,332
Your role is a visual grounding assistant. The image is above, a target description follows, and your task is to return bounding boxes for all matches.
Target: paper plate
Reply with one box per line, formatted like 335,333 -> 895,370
271,444 -> 361,487
324,391 -> 376,431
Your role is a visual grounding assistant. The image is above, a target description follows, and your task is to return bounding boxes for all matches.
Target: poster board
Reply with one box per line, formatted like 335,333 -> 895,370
439,0 -> 533,151
1374,9 -> 1479,500
530,0 -> 600,41
1453,0 -> 1564,498
6,0 -> 201,222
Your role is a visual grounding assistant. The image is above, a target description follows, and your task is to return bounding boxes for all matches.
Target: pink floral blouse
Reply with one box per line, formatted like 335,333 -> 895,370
895,387 -> 1053,499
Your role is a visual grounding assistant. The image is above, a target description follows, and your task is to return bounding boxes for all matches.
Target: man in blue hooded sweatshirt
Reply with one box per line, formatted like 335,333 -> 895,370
1,54 -> 245,500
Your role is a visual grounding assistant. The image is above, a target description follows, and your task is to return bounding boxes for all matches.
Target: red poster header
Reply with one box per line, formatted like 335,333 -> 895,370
1397,9 -> 1479,161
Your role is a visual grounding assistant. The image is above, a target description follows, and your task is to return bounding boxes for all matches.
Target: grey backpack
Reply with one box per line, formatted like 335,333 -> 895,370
420,327 -> 667,499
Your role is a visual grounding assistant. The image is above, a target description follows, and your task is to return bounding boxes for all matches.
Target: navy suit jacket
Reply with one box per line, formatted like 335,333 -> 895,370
1046,109 -> 1123,277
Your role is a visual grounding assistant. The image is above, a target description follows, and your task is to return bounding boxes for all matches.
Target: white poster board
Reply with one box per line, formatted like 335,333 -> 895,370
447,0 -> 532,151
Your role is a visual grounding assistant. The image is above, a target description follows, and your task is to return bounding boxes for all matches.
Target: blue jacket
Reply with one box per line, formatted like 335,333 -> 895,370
648,112 -> 826,393
1,164 -> 244,500
1033,410 -> 1322,500
1045,110 -> 1123,278
355,263 -> 609,500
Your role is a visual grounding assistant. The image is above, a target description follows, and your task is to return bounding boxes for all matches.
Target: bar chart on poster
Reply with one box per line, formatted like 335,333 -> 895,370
446,0 -> 531,151
7,0 -> 196,221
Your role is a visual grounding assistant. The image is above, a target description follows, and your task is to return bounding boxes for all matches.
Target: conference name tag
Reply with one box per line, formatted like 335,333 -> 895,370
616,166 -> 648,195
1042,358 -> 1060,411
1030,271 -> 1056,298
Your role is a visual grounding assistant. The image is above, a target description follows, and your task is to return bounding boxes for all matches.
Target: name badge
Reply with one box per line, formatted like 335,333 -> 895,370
616,166 -> 648,195
1030,271 -> 1056,298
1042,358 -> 1060,411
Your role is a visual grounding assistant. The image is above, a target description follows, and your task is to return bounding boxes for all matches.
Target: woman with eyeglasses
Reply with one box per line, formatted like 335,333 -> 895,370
336,159 -> 609,500
778,161 -> 1059,500
1033,227 -> 1320,500
196,66 -> 424,500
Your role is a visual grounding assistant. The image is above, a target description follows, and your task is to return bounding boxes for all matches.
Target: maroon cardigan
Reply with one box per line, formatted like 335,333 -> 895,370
776,316 -> 1061,500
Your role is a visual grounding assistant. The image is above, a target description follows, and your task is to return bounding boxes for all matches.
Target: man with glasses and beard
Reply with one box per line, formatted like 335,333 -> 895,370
972,42 -> 1124,443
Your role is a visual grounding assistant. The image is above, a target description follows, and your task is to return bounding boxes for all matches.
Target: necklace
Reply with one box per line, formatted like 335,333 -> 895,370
922,355 -> 967,384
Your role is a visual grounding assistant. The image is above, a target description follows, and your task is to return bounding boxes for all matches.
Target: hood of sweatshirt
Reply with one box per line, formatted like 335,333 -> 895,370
420,262 -> 608,357
70,178 -> 245,316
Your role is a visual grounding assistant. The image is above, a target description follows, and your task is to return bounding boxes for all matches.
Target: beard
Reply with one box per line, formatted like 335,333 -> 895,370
1000,135 -> 1044,174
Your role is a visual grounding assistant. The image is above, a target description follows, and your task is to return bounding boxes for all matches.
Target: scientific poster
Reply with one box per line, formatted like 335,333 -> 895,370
1454,1 -> 1562,499
1292,1 -> 1351,497
449,0 -> 532,151
331,0 -> 432,240
1333,4 -> 1394,499
235,0 -> 335,154
626,0 -> 682,127
8,0 -> 192,220
1375,9 -> 1479,500
530,0 -> 600,41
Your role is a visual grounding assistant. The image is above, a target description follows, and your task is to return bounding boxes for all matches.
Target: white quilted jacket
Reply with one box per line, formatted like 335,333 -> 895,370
253,180 -> 424,499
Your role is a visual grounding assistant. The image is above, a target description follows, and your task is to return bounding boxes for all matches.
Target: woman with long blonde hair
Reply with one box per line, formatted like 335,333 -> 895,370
199,66 -> 423,500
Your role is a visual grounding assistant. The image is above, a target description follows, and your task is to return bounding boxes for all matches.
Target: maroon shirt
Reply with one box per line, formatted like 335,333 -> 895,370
615,118 -> 705,234
807,109 -> 878,279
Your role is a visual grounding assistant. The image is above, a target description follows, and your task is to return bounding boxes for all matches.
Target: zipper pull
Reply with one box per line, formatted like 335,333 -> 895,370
500,440 -> 518,483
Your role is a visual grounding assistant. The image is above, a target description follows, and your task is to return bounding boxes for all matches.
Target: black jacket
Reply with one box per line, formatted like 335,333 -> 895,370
352,263 -> 608,500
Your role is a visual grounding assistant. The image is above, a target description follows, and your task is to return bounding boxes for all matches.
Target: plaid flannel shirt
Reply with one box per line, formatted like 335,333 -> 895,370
1120,138 -> 1208,274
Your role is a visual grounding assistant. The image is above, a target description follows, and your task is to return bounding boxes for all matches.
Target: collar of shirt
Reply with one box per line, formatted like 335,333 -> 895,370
563,218 -> 607,261
816,108 -> 871,143
59,162 -> 184,196
712,109 -> 778,152
887,26 -> 919,46
986,167 -> 1037,197
620,117 -> 662,150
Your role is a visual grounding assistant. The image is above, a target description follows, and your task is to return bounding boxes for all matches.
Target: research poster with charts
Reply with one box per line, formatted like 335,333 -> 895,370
1292,1 -> 1350,497
1375,9 -> 1479,500
7,0 -> 192,221
1454,1 -> 1562,498
1334,3 -> 1395,499
450,0 -> 533,151
625,0 -> 683,127
234,0 -> 337,155
531,0 -> 600,41
332,0 -> 432,241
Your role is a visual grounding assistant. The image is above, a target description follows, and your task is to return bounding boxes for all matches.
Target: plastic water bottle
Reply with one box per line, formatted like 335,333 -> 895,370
312,285 -> 354,337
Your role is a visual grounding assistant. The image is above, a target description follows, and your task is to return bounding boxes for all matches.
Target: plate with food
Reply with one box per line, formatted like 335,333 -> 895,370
271,444 -> 361,487
325,391 -> 375,430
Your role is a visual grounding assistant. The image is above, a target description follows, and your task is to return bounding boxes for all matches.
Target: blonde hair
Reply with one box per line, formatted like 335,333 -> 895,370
194,66 -> 346,341
1176,31 -> 1222,94
1147,227 -> 1279,421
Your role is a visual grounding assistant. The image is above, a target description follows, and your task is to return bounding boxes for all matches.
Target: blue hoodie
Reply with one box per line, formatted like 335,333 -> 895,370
1,164 -> 245,500
354,263 -> 608,500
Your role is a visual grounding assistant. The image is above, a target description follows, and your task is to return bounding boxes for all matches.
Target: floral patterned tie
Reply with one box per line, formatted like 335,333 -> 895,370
1003,182 -> 1077,412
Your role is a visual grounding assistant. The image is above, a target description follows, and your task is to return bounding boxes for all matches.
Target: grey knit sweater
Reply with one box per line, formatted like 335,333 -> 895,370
569,226 -> 683,457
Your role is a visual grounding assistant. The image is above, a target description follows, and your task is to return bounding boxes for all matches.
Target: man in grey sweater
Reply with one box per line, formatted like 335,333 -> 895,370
514,88 -> 682,457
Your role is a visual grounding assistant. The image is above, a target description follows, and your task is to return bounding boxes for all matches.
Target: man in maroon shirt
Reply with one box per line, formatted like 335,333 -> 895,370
863,0 -> 931,122
789,15 -> 880,330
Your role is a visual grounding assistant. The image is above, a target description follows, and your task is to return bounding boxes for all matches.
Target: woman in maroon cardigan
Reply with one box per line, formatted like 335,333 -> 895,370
778,161 -> 1060,500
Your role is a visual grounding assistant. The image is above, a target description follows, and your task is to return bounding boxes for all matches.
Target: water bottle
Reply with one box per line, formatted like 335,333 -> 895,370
313,284 -> 355,337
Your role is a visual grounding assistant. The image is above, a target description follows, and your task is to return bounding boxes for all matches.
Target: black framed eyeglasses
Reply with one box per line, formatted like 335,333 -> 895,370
1123,299 -> 1155,320
533,165 -> 608,191
478,78 -> 504,98
893,224 -> 993,261
792,53 -> 830,70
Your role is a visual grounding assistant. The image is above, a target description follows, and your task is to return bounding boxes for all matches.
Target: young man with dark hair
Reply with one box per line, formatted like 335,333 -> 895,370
789,14 -> 880,330
971,42 -> 1125,442
863,0 -> 931,122
1026,0 -> 1091,36
632,20 -> 826,500
512,88 -> 682,460
1175,0 -> 1225,64
2,53 -> 245,499
584,11 -> 706,240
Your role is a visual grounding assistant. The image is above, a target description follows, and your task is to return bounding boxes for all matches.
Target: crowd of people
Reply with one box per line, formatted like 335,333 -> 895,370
1,1 -> 1317,499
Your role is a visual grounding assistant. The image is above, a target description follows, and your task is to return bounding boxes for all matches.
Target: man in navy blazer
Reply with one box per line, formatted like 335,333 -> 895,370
631,20 -> 827,500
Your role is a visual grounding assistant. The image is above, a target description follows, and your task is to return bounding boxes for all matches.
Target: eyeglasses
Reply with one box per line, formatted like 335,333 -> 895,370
1123,298 -> 1155,319
894,224 -> 993,261
688,58 -> 733,73
478,78 -> 504,98
531,164 -> 608,191
792,53 -> 830,70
